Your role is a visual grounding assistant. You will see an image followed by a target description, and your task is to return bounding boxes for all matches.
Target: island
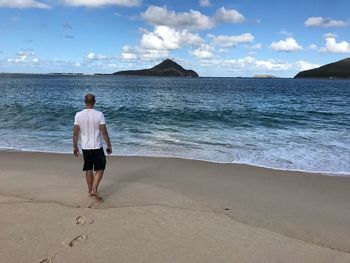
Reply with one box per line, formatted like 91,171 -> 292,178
294,58 -> 350,79
113,59 -> 199,77
253,75 -> 278,78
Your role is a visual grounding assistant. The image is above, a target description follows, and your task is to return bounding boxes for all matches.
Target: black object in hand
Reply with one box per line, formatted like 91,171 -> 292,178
106,147 -> 112,154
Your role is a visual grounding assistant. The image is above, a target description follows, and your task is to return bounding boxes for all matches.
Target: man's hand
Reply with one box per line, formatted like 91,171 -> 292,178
106,146 -> 112,155
73,147 -> 79,157
73,125 -> 80,157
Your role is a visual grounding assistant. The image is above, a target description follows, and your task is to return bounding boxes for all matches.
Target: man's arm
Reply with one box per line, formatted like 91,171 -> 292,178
100,124 -> 112,154
73,125 -> 80,157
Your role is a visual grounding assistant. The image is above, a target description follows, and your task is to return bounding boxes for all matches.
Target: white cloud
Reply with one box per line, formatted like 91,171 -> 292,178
270,37 -> 303,52
225,58 -> 319,72
279,30 -> 293,37
141,5 -> 245,31
304,17 -> 348,27
192,44 -> 214,59
224,56 -> 291,71
321,36 -> 350,53
140,26 -> 204,50
210,33 -> 254,47
142,5 -> 214,30
0,0 -> 50,9
308,44 -> 318,50
323,32 -> 337,39
213,7 -> 245,23
121,48 -> 138,60
86,52 -> 109,60
121,26 -> 202,61
121,45 -> 169,61
199,0 -> 211,7
295,61 -> 320,71
6,50 -> 40,64
251,43 -> 262,49
62,0 -> 140,7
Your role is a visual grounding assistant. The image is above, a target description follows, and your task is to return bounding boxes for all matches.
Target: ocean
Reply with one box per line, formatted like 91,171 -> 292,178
0,74 -> 349,175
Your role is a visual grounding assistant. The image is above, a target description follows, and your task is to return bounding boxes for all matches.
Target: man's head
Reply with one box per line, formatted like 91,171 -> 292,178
84,93 -> 96,107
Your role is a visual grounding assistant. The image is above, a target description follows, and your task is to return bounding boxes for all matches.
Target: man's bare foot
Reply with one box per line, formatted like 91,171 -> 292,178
91,192 -> 103,201
88,192 -> 94,197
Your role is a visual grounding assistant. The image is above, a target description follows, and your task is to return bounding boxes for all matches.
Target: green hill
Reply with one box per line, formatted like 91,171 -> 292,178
294,58 -> 350,79
114,59 -> 199,77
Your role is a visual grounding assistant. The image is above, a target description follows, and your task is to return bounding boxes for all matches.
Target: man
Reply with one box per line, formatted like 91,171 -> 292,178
73,93 -> 112,201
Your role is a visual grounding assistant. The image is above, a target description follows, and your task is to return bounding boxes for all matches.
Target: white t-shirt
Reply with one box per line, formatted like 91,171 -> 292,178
74,109 -> 106,150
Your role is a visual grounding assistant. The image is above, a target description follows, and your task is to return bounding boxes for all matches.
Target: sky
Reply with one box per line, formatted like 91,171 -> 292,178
0,0 -> 349,77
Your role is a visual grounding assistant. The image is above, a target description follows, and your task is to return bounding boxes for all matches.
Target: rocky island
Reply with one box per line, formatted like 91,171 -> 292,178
294,58 -> 350,79
114,59 -> 199,77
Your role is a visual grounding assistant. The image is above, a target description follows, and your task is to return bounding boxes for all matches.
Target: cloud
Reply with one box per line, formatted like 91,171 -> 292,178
142,5 -> 214,30
308,44 -> 318,50
199,0 -> 211,7
195,56 -> 292,71
140,26 -> 204,50
86,52 -> 109,60
323,32 -> 337,39
0,0 -> 51,9
224,56 -> 292,71
191,44 -> 214,59
270,37 -> 303,52
304,17 -> 348,27
210,33 -> 254,47
321,35 -> 350,53
295,61 -> 320,71
141,5 -> 245,31
251,43 -> 262,49
279,30 -> 293,37
121,45 -> 168,61
7,50 -> 39,63
218,57 -> 319,73
213,7 -> 245,23
62,0 -> 140,7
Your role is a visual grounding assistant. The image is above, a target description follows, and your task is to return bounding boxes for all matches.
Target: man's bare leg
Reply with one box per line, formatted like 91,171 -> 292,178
91,170 -> 104,201
85,170 -> 94,196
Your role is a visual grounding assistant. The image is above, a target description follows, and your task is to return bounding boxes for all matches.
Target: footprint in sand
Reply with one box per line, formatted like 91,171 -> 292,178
75,215 -> 94,225
68,234 -> 87,247
88,199 -> 103,209
75,215 -> 87,225
39,258 -> 53,263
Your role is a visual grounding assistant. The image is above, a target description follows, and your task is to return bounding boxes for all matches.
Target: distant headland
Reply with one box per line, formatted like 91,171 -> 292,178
253,75 -> 278,78
294,58 -> 350,79
113,59 -> 199,77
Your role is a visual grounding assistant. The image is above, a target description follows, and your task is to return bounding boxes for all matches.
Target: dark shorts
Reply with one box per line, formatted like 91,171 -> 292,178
82,148 -> 106,171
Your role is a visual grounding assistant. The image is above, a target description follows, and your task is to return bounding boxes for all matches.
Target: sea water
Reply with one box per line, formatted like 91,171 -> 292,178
0,74 -> 349,175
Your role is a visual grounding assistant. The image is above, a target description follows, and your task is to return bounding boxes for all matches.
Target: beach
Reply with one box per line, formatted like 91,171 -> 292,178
1,151 -> 349,262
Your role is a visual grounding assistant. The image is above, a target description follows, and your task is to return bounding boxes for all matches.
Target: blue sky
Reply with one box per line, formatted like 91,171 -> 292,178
0,0 -> 349,77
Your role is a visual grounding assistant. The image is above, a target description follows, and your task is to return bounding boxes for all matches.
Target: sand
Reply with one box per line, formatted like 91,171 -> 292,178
0,151 -> 349,262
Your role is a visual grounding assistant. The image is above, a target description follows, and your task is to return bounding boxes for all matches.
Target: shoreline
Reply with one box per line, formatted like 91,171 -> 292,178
1,148 -> 349,177
1,151 -> 350,262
